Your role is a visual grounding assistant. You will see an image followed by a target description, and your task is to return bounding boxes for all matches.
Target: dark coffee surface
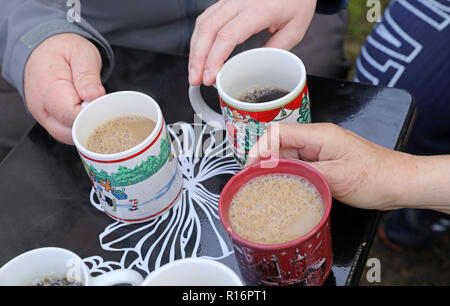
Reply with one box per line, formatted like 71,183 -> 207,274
237,87 -> 290,103
33,277 -> 83,286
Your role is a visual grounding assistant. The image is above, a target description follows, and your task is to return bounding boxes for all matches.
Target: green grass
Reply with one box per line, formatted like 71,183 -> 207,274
344,0 -> 390,80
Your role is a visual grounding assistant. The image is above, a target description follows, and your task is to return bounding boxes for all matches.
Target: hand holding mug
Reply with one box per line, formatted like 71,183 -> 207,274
188,0 -> 318,86
246,122 -> 414,211
24,33 -> 105,144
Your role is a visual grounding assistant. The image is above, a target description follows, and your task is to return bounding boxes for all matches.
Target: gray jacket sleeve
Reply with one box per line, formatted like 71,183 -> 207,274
0,0 -> 114,101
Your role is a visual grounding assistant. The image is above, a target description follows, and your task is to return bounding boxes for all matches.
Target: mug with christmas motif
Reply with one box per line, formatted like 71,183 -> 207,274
218,159 -> 333,286
189,48 -> 311,167
72,91 -> 183,223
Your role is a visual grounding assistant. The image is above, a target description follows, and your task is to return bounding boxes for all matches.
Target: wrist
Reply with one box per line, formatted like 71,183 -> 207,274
376,150 -> 418,211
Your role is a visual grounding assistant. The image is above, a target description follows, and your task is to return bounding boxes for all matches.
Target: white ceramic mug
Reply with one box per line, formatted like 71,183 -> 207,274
189,48 -> 311,167
72,91 -> 183,223
141,258 -> 244,286
0,247 -> 144,286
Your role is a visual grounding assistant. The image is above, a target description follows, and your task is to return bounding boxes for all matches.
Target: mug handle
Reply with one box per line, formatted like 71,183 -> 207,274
90,269 -> 144,286
188,85 -> 225,130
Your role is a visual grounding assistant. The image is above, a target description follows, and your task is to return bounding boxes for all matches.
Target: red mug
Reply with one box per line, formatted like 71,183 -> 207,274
218,159 -> 333,286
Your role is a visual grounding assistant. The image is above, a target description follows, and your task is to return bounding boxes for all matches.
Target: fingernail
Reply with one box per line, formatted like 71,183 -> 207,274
83,84 -> 103,100
189,68 -> 198,85
203,70 -> 210,85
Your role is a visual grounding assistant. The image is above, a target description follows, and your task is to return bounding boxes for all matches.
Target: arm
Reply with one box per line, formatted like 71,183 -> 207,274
246,123 -> 450,215
397,155 -> 450,214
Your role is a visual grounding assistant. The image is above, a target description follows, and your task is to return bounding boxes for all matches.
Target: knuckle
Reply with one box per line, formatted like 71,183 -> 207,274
73,70 -> 98,87
195,16 -> 212,33
190,53 -> 207,65
58,111 -> 74,127
216,29 -> 236,43
322,122 -> 341,135
321,122 -> 337,130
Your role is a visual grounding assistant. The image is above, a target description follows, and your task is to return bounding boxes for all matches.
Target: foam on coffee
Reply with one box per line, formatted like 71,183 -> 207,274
229,174 -> 323,245
86,114 -> 156,154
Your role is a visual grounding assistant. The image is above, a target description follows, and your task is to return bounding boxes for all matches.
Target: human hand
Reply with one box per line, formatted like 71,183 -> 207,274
24,33 -> 105,144
246,123 -> 416,211
188,0 -> 317,86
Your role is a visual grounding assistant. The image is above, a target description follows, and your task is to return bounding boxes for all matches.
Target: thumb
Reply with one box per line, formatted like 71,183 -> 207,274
302,160 -> 332,180
301,160 -> 341,197
70,41 -> 105,102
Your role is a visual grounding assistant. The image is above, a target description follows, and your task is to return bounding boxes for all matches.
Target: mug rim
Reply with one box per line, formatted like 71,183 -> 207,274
0,247 -> 89,285
218,158 -> 332,251
72,91 -> 163,162
216,48 -> 307,111
141,257 -> 244,286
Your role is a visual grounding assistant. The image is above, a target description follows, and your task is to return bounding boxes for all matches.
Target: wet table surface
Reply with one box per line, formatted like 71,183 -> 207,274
0,51 -> 416,286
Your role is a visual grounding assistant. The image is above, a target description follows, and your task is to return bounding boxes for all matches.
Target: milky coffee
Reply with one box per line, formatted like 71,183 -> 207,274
86,115 -> 156,154
229,174 -> 324,245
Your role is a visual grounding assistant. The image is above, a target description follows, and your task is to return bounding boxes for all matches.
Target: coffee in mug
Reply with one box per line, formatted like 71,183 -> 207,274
30,276 -> 83,286
236,86 -> 290,104
229,173 -> 324,245
86,115 -> 156,154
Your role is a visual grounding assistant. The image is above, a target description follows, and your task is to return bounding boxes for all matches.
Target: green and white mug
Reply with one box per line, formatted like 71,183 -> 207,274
72,91 -> 183,223
189,48 -> 311,167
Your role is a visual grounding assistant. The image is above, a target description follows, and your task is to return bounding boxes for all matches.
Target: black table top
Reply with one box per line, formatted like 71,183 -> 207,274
0,50 -> 416,286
